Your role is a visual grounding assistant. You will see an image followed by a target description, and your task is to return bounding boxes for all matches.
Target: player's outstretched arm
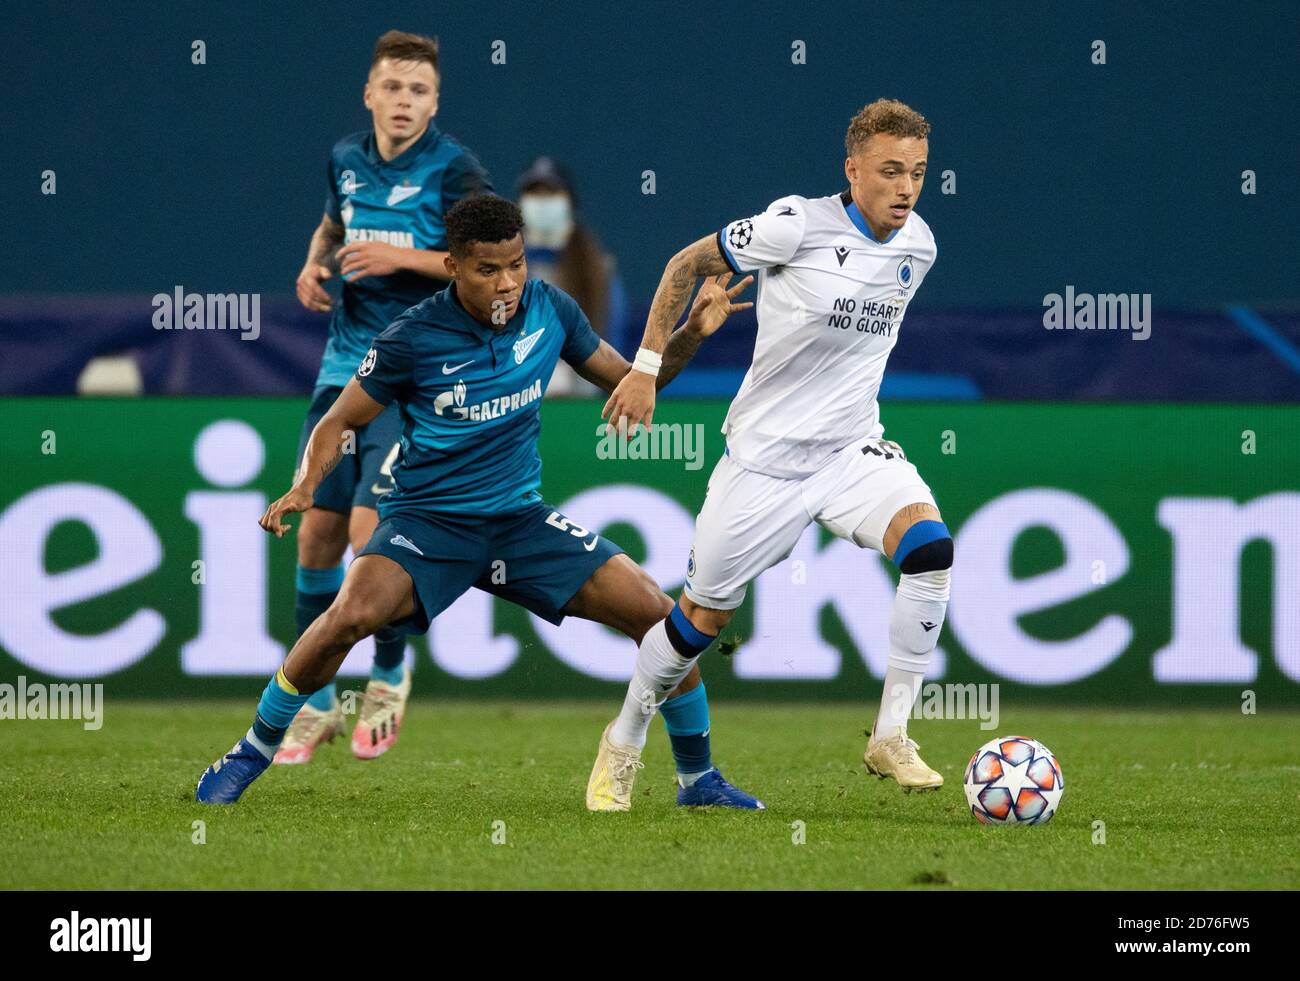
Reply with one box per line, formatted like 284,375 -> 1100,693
296,214 -> 344,313
576,274 -> 753,396
259,380 -> 386,537
601,235 -> 735,432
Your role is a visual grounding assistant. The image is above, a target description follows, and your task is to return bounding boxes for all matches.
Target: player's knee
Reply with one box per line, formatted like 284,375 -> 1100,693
677,596 -> 734,637
298,521 -> 348,567
893,520 -> 954,574
298,537 -> 343,567
649,589 -> 674,622
323,599 -> 384,646
625,586 -> 673,644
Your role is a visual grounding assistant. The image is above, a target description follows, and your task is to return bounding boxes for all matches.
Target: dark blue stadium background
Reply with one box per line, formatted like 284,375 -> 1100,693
2,0 -> 1296,307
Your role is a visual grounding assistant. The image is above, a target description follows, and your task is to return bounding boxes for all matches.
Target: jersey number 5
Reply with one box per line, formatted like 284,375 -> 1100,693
545,511 -> 590,538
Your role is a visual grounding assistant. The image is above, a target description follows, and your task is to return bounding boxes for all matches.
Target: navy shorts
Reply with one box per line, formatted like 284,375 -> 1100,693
296,385 -> 404,513
357,501 -> 626,634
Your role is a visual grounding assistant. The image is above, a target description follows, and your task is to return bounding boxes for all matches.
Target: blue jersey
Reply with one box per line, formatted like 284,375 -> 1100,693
317,124 -> 493,388
355,279 -> 601,515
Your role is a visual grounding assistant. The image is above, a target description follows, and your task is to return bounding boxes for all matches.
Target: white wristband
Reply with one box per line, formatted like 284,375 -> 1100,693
632,348 -> 663,377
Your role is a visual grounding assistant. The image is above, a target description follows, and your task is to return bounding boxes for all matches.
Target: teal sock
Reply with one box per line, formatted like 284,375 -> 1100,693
372,626 -> 406,682
305,686 -> 336,711
249,669 -> 311,757
296,564 -> 343,710
660,683 -> 713,778
370,661 -> 406,686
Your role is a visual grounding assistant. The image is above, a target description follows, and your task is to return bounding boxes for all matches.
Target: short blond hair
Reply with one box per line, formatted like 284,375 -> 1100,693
845,99 -> 931,155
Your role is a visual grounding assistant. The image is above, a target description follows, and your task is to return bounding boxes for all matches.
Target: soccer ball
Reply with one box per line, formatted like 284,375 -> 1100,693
963,735 -> 1064,825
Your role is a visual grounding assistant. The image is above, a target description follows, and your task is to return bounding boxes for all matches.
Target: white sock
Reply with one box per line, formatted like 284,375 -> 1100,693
876,569 -> 950,736
677,768 -> 715,787
610,619 -> 695,750
244,727 -> 276,761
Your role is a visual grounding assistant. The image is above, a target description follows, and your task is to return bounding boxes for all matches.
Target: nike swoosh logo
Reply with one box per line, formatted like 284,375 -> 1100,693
442,360 -> 475,374
921,621 -> 938,632
583,536 -> 600,552
370,483 -> 393,496
387,185 -> 423,206
778,206 -> 797,216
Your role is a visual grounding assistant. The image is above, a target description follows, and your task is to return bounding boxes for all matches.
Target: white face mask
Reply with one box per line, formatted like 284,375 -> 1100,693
520,194 -> 574,249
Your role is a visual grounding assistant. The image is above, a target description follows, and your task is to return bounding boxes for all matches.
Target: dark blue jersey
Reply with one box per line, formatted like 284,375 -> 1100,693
317,124 -> 492,388
355,279 -> 601,515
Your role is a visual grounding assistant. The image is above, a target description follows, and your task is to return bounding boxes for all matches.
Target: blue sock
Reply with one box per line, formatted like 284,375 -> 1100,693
660,682 -> 713,779
371,626 -> 406,684
305,686 -> 336,711
296,564 -> 343,709
248,669 -> 310,758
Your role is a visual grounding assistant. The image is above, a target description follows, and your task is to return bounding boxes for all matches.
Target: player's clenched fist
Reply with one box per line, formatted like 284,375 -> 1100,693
259,486 -> 315,537
296,263 -> 333,313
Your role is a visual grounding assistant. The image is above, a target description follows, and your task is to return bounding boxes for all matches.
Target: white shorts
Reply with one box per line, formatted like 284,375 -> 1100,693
683,435 -> 937,610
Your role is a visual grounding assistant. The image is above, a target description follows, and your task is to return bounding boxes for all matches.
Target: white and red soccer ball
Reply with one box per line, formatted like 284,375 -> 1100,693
964,736 -> 1064,825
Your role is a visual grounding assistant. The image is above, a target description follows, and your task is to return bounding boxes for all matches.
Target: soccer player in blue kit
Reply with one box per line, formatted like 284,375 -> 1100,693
283,31 -> 494,764
197,196 -> 764,809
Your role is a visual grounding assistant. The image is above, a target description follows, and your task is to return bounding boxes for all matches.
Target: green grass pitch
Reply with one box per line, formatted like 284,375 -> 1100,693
2,701 -> 1296,890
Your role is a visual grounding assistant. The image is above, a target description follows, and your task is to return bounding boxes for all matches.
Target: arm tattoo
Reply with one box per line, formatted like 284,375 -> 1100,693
296,424 -> 348,492
316,445 -> 343,482
307,216 -> 344,271
641,236 -> 731,353
656,327 -> 704,390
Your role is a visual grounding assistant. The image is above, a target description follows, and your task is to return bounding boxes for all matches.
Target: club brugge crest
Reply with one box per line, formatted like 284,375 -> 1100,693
454,380 -> 467,407
686,548 -> 696,578
358,348 -> 377,376
897,255 -> 914,289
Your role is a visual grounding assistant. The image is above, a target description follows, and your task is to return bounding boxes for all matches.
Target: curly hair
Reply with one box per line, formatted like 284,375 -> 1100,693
845,99 -> 931,156
445,195 -> 524,258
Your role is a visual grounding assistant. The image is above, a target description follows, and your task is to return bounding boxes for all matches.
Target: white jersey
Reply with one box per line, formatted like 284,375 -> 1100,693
716,192 -> 936,478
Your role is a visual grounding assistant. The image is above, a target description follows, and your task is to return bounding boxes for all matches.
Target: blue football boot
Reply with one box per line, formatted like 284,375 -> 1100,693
676,769 -> 765,809
196,738 -> 271,804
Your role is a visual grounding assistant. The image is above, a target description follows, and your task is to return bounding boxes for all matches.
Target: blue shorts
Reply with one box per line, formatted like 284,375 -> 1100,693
296,385 -> 404,513
358,501 -> 625,634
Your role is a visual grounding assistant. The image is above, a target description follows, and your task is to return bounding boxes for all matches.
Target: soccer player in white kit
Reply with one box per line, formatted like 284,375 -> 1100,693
587,99 -> 951,810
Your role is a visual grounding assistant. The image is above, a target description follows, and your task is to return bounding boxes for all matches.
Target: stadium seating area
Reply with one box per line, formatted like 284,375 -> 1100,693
4,295 -> 1298,399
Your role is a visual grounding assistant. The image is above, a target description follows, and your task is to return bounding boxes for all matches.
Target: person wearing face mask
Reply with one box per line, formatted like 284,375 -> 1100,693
516,158 -> 629,395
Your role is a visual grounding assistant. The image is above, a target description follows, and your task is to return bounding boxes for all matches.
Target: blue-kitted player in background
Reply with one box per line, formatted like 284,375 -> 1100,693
198,195 -> 764,809
285,30 -> 493,763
